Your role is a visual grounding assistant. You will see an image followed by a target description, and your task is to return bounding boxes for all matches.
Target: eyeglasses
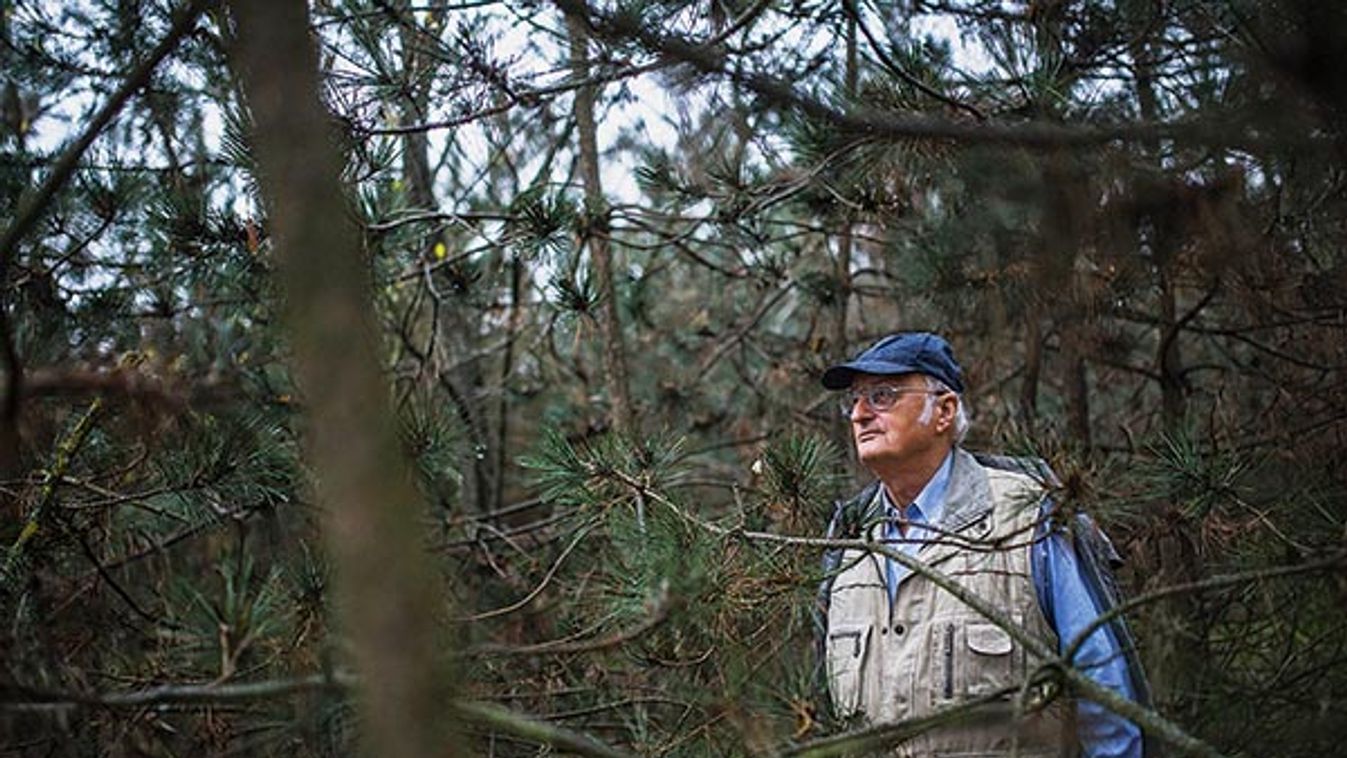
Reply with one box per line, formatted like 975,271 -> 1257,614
838,385 -> 941,417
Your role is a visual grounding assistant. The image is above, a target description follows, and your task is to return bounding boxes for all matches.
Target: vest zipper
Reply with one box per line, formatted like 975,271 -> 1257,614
942,622 -> 955,699
886,561 -> 897,631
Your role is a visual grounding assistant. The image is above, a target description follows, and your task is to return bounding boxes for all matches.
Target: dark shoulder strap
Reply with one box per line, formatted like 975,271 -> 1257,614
971,450 -> 1062,487
813,481 -> 881,715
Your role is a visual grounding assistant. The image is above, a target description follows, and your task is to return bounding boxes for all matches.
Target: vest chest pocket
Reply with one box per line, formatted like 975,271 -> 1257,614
930,620 -> 1020,706
826,623 -> 871,718
963,622 -> 1016,697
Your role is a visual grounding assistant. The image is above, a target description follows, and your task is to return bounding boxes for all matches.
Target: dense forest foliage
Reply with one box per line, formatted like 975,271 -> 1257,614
2,0 -> 1345,755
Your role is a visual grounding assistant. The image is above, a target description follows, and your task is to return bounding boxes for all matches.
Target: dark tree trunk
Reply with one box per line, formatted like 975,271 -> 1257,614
228,2 -> 450,754
565,10 -> 634,438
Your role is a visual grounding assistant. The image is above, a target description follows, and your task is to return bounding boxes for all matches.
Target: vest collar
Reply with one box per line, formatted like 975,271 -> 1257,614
852,448 -> 993,537
934,448 -> 994,535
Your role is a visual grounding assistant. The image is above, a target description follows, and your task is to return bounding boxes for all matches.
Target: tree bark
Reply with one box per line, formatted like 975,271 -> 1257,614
227,2 -> 450,756
1129,6 -> 1201,717
830,9 -> 859,461
565,9 -> 634,439
1130,20 -> 1187,434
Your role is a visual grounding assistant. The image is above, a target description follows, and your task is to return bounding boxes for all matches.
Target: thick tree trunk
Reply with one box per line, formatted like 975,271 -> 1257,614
1130,14 -> 1201,716
227,2 -> 450,756
565,10 -> 634,438
1020,305 -> 1042,436
831,12 -> 859,460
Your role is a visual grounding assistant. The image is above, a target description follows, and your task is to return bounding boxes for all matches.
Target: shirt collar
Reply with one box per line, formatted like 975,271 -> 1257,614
882,451 -> 955,527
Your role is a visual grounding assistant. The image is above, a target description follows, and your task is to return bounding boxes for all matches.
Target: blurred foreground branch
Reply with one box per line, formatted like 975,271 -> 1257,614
0,675 -> 632,758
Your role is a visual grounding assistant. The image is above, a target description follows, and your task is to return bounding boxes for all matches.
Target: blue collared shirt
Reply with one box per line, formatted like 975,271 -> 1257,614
880,452 -> 1142,758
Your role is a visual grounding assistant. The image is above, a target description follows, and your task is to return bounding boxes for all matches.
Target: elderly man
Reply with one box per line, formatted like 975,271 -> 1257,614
817,332 -> 1147,757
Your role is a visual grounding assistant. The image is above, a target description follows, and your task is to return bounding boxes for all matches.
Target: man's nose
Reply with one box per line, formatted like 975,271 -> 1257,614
850,396 -> 875,423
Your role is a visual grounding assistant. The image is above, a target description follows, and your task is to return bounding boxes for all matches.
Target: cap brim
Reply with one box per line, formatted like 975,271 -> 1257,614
820,360 -> 920,390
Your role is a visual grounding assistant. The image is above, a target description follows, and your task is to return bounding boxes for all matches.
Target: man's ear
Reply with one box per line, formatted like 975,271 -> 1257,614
937,394 -> 958,432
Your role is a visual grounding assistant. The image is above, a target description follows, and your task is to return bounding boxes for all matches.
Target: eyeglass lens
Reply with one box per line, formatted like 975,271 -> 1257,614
838,386 -> 901,416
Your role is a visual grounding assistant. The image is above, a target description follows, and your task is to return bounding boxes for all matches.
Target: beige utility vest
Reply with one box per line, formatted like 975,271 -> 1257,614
825,450 -> 1075,757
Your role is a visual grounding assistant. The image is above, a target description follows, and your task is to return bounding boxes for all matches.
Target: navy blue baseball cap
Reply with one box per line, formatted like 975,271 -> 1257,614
821,332 -> 965,393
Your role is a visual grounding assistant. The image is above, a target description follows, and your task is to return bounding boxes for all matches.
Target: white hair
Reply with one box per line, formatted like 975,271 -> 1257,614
918,375 -> 969,444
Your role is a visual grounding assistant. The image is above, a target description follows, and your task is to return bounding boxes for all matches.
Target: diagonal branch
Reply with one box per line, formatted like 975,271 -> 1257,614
841,0 -> 986,121
467,580 -> 670,656
604,470 -> 1229,758
783,679 -> 1053,757
1062,550 -> 1347,666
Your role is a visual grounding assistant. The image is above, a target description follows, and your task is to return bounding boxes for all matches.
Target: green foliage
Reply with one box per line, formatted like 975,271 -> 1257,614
168,554 -> 291,679
522,428 -> 687,514
752,433 -> 845,532
505,184 -> 578,263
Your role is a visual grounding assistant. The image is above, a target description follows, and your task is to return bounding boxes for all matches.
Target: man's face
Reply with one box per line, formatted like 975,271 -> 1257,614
847,373 -> 949,471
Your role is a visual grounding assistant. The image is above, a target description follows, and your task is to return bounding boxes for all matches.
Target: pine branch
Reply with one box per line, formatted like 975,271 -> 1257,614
841,0 -> 986,121
4,399 -> 103,576
1062,550 -> 1347,666
361,0 -> 773,137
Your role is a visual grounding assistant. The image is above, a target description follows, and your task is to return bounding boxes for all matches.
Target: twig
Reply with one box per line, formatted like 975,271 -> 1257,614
694,277 -> 796,382
842,0 -> 986,121
1,672 -> 352,707
782,682 -> 1047,757
455,520 -> 596,621
468,580 -> 670,656
1062,550 -> 1347,666
450,700 -> 635,758
4,399 -> 103,576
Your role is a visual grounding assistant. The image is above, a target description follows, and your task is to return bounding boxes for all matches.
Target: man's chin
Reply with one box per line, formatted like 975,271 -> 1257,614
855,446 -> 890,469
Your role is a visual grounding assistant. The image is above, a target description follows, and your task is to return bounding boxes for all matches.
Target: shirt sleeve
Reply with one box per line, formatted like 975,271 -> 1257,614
1032,510 -> 1144,758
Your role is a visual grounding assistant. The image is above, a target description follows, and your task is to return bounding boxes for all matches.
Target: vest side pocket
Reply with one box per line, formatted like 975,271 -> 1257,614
826,623 -> 871,718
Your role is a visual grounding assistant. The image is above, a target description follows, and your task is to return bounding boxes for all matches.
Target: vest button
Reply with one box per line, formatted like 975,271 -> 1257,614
893,623 -> 905,635
880,627 -> 888,635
